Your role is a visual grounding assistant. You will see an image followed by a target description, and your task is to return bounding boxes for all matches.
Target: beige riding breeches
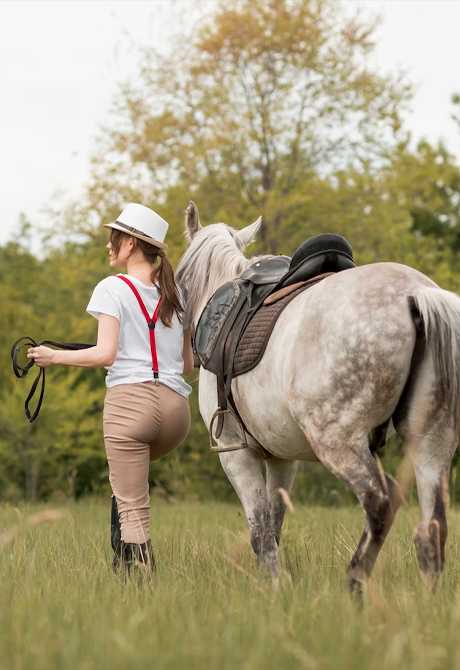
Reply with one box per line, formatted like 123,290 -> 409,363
103,380 -> 191,544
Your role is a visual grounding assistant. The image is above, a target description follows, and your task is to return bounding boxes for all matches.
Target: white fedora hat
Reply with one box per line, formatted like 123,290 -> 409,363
103,203 -> 169,249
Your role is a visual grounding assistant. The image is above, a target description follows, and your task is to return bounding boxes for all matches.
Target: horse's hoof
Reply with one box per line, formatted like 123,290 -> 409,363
347,567 -> 367,600
415,520 -> 442,590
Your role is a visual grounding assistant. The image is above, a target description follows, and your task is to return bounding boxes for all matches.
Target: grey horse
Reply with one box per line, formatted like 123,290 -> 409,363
177,201 -> 460,591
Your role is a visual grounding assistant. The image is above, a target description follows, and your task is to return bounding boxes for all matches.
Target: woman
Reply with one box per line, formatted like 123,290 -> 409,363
28,203 -> 194,572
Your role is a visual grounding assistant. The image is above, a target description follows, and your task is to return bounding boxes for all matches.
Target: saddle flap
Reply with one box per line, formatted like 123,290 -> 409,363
240,256 -> 290,285
194,281 -> 244,367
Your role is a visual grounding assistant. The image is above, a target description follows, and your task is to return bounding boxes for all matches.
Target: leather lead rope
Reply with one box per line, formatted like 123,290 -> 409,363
11,336 -> 94,422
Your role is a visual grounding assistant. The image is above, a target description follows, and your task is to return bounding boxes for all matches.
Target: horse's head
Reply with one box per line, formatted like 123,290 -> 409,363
183,200 -> 261,248
176,201 -> 263,329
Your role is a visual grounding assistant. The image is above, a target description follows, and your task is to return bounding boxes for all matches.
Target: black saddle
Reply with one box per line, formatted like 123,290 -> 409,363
282,233 -> 355,287
194,234 -> 356,450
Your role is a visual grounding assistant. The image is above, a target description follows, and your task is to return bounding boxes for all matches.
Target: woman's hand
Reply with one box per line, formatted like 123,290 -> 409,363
27,345 -> 57,368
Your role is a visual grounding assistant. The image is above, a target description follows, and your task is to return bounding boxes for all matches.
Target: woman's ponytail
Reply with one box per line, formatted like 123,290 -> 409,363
150,249 -> 183,328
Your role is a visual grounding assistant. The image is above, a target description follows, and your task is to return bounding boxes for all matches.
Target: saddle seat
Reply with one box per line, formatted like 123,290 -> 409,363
194,234 -> 356,451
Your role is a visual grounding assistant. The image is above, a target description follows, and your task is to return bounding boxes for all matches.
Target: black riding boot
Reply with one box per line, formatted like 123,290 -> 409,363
111,495 -> 155,574
113,539 -> 156,575
111,495 -> 122,554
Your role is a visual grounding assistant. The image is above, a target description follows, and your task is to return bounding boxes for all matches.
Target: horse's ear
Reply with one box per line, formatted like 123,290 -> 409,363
236,216 -> 262,248
185,201 -> 202,241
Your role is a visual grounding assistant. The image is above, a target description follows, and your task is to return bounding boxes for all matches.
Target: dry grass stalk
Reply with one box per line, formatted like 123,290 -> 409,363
395,449 -> 415,504
0,510 -> 69,551
277,487 -> 295,513
366,577 -> 392,620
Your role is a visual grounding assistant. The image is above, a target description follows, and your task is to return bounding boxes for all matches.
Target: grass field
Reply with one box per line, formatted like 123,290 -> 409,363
2,499 -> 460,670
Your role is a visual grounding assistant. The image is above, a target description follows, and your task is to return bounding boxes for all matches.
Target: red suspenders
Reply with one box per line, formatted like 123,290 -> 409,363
117,275 -> 162,384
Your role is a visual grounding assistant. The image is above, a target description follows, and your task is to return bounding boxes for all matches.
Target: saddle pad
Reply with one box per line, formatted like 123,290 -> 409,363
233,281 -> 317,377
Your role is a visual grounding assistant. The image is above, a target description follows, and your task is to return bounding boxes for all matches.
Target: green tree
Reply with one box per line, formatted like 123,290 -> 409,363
392,140 -> 460,256
82,0 -> 410,252
0,374 -> 104,502
0,230 -> 108,501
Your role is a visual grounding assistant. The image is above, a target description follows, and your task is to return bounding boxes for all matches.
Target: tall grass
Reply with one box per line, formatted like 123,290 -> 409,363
1,499 -> 460,670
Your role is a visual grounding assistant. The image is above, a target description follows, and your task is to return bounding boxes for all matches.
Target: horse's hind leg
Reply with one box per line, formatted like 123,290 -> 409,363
345,466 -> 403,592
219,448 -> 280,575
412,451 -> 451,588
307,429 -> 402,593
393,348 -> 458,588
395,408 -> 457,588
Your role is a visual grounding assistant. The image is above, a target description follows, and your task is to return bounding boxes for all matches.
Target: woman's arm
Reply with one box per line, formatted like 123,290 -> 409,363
182,329 -> 194,376
27,314 -> 120,368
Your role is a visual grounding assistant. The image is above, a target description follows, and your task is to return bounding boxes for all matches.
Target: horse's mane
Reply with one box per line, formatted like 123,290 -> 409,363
176,223 -> 267,328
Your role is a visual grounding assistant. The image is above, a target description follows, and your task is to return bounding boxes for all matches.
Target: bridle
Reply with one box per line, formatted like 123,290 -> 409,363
11,336 -> 94,422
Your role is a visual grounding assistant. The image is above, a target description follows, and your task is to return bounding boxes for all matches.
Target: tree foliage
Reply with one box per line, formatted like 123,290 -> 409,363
90,0 -> 411,251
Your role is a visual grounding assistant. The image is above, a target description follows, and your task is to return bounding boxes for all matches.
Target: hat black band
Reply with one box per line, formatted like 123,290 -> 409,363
114,220 -> 153,240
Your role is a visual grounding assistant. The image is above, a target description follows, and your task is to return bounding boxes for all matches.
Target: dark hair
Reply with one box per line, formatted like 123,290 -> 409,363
110,229 -> 182,328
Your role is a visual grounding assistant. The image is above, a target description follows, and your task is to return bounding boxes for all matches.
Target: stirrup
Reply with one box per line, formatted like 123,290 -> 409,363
209,408 -> 249,453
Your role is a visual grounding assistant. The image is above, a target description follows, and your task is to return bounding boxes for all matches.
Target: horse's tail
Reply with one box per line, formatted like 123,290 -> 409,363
411,286 -> 460,433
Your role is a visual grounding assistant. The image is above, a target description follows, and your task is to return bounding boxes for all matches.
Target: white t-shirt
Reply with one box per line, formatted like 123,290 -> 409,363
86,274 -> 192,398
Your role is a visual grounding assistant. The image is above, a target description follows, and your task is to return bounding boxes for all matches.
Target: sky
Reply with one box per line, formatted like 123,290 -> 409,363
1,0 -> 460,246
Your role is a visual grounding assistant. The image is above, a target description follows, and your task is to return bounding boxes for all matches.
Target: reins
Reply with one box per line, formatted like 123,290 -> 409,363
11,336 -> 95,422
